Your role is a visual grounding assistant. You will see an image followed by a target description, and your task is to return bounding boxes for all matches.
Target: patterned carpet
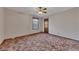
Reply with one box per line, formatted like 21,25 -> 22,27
0,33 -> 79,51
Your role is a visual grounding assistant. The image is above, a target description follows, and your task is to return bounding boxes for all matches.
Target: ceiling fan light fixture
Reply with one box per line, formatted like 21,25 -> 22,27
35,7 -> 47,15
38,11 -> 43,15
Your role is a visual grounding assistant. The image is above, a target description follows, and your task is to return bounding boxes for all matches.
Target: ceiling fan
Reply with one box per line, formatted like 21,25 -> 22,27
35,7 -> 47,15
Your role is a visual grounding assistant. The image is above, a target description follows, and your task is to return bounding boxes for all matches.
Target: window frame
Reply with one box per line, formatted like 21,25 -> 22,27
32,17 -> 39,30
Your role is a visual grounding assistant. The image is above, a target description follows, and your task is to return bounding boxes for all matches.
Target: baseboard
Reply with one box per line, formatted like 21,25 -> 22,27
14,32 -> 43,39
48,33 -> 79,42
0,32 -> 43,45
0,38 -> 5,44
1,32 -> 78,45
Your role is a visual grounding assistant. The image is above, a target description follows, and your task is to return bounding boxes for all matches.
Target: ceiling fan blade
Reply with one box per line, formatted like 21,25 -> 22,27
43,8 -> 47,10
43,11 -> 47,13
39,7 -> 42,9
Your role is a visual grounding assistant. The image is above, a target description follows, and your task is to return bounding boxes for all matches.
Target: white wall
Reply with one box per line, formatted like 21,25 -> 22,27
78,8 -> 79,40
4,9 -> 43,39
0,8 -> 4,44
49,8 -> 79,40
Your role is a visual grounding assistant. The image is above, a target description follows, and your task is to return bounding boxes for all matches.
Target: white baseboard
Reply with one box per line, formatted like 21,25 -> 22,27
49,33 -> 79,41
0,38 -> 5,44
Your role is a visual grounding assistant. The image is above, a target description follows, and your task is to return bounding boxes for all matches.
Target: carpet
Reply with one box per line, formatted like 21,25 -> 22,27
0,33 -> 79,51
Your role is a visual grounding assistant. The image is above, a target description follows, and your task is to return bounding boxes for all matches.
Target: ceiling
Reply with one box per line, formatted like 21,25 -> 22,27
6,7 -> 73,18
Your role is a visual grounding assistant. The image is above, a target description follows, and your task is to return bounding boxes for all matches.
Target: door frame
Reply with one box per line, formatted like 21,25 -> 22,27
44,18 -> 49,33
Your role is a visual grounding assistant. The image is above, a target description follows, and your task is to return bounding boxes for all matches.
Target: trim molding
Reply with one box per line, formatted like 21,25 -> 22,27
0,32 -> 43,45
1,32 -> 78,45
48,33 -> 79,42
0,39 -> 4,44
14,32 -> 42,39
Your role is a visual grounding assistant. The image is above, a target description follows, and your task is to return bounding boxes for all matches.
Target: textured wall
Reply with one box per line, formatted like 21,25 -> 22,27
49,8 -> 78,40
0,8 -> 4,44
4,9 -> 43,39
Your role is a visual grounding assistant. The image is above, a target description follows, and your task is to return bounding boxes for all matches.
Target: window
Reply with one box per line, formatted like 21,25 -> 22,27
32,18 -> 39,30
